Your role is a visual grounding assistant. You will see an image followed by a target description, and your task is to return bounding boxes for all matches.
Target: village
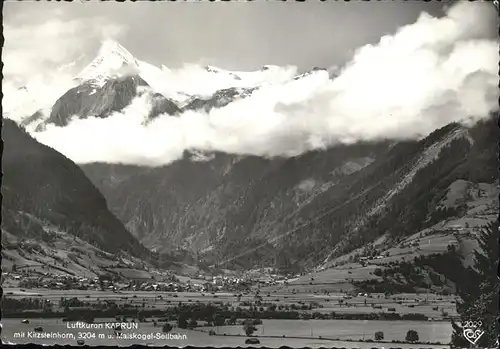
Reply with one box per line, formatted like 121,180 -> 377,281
1,267 -> 295,294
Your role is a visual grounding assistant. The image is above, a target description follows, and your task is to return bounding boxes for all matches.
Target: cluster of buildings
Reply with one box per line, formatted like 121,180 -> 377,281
202,275 -> 250,292
7,273 -> 101,290
125,281 -> 189,292
201,271 -> 300,291
2,266 -> 295,294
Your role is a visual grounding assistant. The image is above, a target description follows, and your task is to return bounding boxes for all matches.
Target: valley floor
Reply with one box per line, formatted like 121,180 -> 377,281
2,288 -> 456,347
2,288 -> 458,319
1,317 -> 451,348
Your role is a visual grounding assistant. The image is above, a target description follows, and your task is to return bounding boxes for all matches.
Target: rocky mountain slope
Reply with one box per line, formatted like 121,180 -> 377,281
1,119 -> 152,266
81,116 -> 498,271
45,75 -> 149,127
38,77 -> 257,130
10,40 -> 498,274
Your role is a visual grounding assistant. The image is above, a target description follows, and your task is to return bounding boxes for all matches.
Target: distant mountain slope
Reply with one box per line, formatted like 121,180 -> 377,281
10,39 -> 497,273
81,116 -> 498,271
2,118 -> 150,260
182,87 -> 257,113
39,76 -> 255,129
46,75 -> 150,127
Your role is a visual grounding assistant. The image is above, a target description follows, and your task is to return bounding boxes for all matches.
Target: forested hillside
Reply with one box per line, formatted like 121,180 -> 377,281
81,116 -> 498,271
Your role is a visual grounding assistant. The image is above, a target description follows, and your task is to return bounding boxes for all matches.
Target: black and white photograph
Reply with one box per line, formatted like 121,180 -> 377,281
1,0 -> 498,348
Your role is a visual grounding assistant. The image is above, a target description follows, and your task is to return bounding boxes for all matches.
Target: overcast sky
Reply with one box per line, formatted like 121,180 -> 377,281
3,0 -> 473,77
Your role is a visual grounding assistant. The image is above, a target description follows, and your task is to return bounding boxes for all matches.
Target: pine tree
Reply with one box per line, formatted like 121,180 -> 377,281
450,222 -> 499,348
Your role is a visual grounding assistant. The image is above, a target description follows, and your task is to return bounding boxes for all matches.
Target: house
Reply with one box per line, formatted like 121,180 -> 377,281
203,282 -> 214,292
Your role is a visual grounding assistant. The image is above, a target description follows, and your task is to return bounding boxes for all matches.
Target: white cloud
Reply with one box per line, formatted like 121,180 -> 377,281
14,2 -> 500,166
3,17 -> 123,82
2,14 -> 125,121
142,63 -> 298,101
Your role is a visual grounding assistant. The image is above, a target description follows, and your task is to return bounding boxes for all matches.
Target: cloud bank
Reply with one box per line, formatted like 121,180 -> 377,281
16,2 -> 500,166
2,11 -> 125,121
157,64 -> 299,100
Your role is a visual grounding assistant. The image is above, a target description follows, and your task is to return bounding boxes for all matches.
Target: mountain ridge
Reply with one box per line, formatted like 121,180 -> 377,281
2,118 -> 151,261
7,40 -> 497,274
81,116 -> 498,271
20,40 -> 331,132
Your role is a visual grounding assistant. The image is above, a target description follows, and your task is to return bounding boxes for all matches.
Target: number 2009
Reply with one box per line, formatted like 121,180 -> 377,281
464,321 -> 482,328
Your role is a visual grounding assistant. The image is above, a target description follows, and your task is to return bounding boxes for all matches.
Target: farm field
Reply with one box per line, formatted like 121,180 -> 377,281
206,319 -> 453,343
3,288 -> 458,319
3,288 -> 255,306
2,287 -> 457,348
313,304 -> 457,318
1,318 -> 451,348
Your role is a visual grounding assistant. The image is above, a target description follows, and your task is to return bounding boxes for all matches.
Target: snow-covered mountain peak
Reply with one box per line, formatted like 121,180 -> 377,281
75,39 -> 140,87
98,39 -> 135,60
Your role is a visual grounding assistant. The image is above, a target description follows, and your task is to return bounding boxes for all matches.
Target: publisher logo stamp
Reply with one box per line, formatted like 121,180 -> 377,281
462,321 -> 484,345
